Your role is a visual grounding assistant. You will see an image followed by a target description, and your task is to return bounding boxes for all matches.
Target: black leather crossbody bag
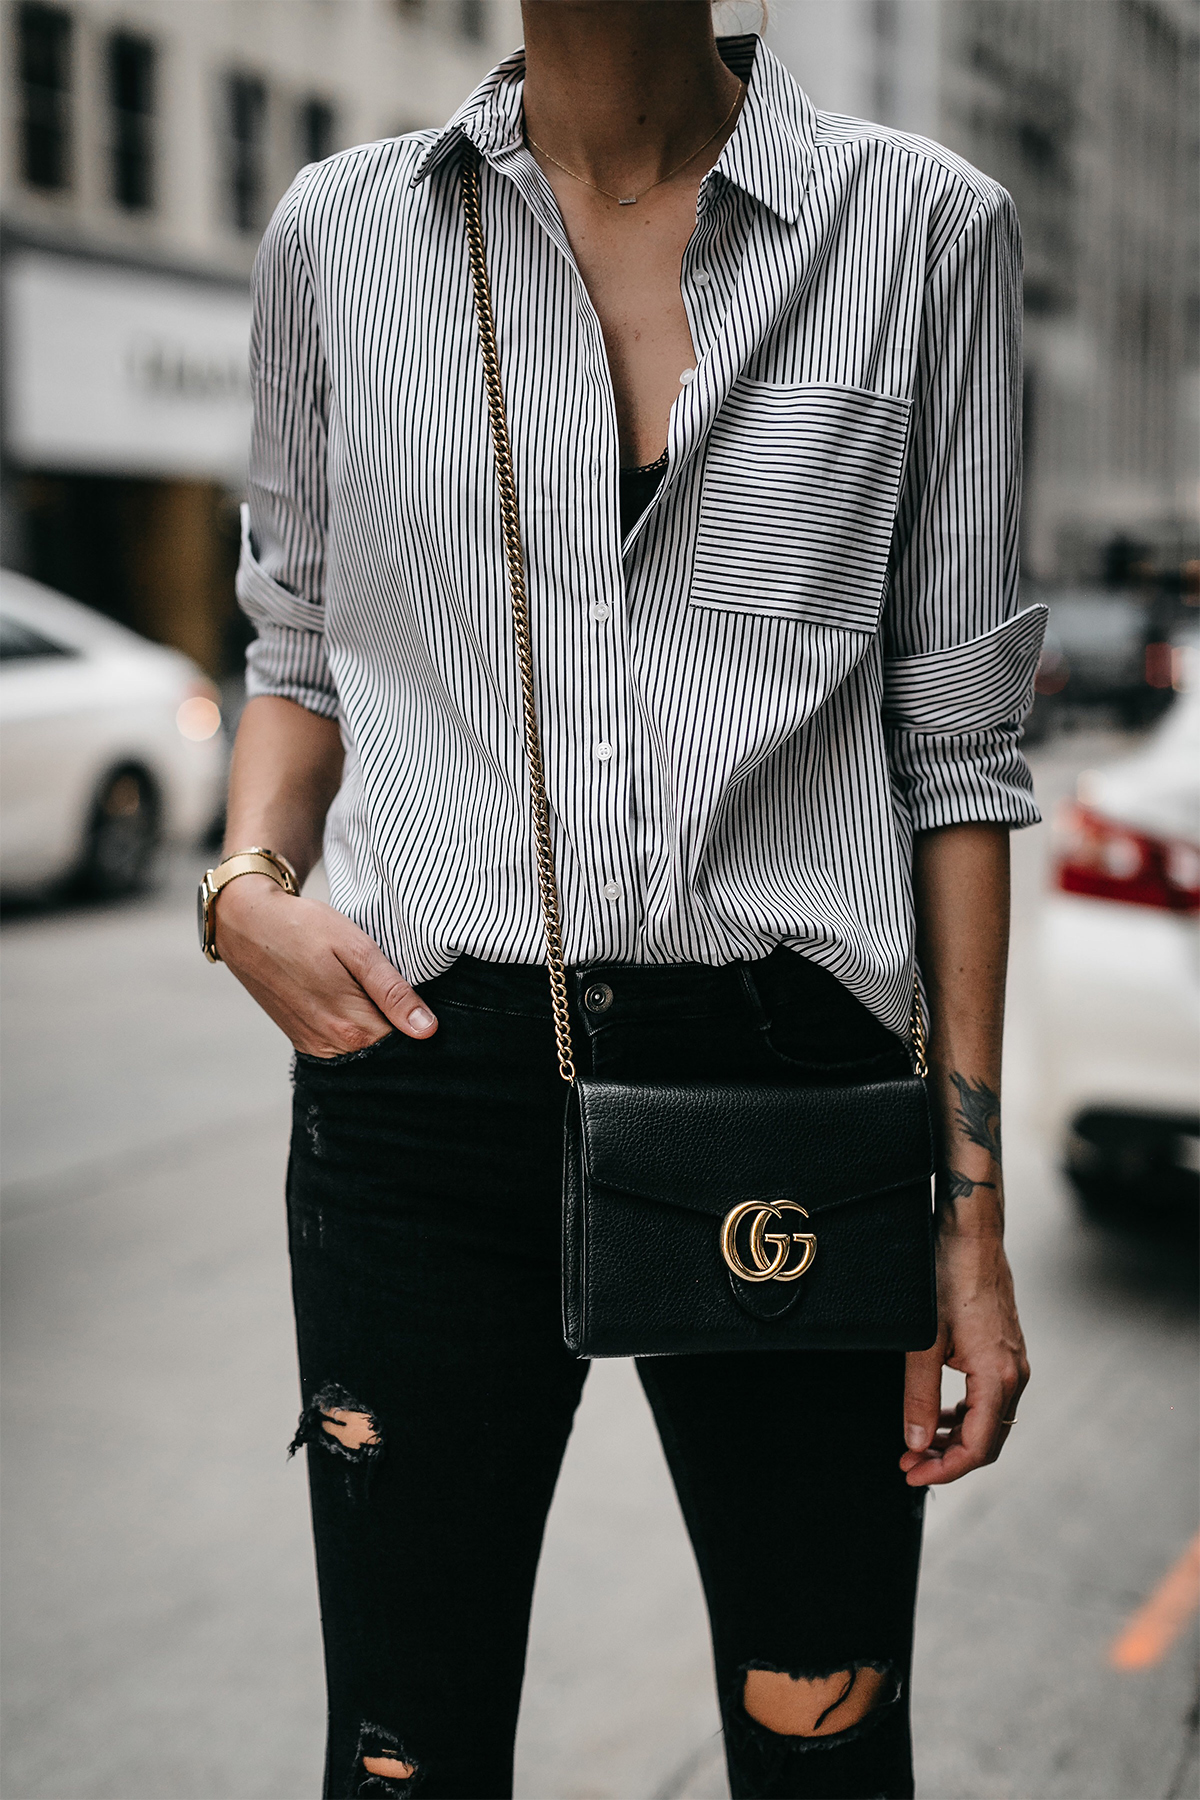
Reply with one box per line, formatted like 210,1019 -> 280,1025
462,149 -> 937,1358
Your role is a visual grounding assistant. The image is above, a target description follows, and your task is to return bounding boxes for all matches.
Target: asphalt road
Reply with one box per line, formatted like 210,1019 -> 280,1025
2,728 -> 1196,1800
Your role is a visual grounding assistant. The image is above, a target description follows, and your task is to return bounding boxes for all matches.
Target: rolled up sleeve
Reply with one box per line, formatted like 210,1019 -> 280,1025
237,166 -> 337,719
884,182 -> 1047,832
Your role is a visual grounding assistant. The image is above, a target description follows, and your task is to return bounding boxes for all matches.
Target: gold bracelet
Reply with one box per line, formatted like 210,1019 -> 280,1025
197,847 -> 300,963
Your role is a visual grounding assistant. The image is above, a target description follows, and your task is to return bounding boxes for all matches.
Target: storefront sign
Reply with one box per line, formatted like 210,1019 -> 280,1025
4,251 -> 253,481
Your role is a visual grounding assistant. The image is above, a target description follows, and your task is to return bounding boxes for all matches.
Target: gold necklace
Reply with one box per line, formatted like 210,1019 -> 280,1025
525,85 -> 745,206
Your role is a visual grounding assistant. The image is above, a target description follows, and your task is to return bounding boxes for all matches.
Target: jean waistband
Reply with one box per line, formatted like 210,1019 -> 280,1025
420,948 -> 889,1040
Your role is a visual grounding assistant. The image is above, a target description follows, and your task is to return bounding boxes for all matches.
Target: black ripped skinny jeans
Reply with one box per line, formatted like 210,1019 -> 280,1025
287,948 -> 926,1800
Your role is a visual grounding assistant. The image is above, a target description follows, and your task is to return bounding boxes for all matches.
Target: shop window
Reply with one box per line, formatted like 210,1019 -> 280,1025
109,32 -> 155,210
299,96 -> 336,167
18,475 -> 244,676
18,2 -> 73,191
226,72 -> 267,233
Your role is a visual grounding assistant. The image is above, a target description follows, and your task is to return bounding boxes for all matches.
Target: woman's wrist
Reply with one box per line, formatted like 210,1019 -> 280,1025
935,1181 -> 1006,1239
926,1053 -> 1006,1234
212,869 -> 297,960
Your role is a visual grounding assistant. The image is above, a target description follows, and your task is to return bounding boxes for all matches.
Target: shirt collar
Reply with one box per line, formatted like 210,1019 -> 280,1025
410,35 -> 816,225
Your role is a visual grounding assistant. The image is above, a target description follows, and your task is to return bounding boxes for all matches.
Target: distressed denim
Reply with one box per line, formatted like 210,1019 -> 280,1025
287,949 -> 925,1800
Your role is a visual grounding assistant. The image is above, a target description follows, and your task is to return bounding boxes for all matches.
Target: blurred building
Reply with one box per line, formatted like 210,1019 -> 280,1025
2,0 -> 1196,672
768,0 -> 1200,588
0,0 -> 517,673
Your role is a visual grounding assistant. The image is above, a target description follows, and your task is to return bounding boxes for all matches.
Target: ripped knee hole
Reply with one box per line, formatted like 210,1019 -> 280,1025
288,1382 -> 384,1464
742,1664 -> 893,1738
321,1407 -> 380,1450
362,1755 -> 415,1780
355,1720 -> 417,1794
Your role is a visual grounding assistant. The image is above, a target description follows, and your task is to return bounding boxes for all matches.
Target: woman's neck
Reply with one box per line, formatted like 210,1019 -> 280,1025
520,1 -> 742,192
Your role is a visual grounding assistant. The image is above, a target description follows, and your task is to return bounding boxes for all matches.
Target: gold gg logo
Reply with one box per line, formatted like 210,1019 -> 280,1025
720,1201 -> 817,1283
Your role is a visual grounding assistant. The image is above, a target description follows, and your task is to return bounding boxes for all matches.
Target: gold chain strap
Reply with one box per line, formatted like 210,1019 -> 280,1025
910,975 -> 928,1080
460,146 -> 927,1086
463,148 -> 577,1083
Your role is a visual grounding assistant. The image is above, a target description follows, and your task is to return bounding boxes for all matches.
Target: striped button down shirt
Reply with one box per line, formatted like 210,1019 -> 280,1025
237,34 -> 1047,1035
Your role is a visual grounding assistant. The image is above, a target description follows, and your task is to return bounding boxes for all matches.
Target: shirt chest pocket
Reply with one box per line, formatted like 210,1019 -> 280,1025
688,380 -> 912,634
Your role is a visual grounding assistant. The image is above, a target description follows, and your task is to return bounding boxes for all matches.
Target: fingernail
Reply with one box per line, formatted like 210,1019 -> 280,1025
905,1425 -> 926,1450
407,1005 -> 435,1032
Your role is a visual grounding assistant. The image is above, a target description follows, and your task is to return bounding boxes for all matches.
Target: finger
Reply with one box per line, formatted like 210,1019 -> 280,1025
905,1444 -> 972,1485
993,1377 -> 1027,1452
960,1364 -> 1023,1469
906,1375 -> 1009,1486
929,1402 -> 967,1443
902,1412 -> 969,1481
901,1343 -> 945,1458
339,937 -> 438,1038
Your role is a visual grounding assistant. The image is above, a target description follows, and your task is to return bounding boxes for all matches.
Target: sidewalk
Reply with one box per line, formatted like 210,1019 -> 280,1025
3,742 -> 1197,1798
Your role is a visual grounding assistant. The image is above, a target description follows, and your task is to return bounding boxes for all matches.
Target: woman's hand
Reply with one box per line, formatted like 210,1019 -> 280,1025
900,1196 -> 1030,1486
212,697 -> 437,1058
215,873 -> 438,1057
907,822 -> 1029,1486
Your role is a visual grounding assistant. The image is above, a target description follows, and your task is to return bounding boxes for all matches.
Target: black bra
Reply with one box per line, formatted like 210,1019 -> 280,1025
618,449 -> 668,538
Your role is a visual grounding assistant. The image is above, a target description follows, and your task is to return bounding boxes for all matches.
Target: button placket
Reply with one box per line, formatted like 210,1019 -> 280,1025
681,192 -> 733,380
552,291 -> 631,952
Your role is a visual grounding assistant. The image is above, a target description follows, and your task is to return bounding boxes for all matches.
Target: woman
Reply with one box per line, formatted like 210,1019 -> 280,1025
210,5 -> 1041,1795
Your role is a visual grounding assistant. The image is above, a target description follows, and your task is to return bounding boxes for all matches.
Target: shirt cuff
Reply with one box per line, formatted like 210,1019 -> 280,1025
883,605 -> 1049,733
245,624 -> 338,718
237,505 -> 335,715
235,502 -> 327,633
887,724 -> 1040,832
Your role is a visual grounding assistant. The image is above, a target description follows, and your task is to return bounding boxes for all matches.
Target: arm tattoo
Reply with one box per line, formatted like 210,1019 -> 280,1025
946,1167 -> 997,1200
949,1072 -> 1003,1161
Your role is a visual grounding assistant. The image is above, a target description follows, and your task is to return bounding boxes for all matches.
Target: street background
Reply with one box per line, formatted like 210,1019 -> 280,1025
3,730 -> 1197,1800
2,0 -> 1199,1795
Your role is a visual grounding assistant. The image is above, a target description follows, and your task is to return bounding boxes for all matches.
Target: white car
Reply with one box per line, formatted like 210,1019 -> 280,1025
0,570 -> 227,898
1040,660 -> 1200,1219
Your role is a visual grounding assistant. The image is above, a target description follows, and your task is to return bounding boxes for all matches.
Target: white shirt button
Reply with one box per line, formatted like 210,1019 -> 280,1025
694,268 -> 711,286
590,601 -> 612,622
595,741 -> 614,762
602,880 -> 621,901
679,366 -> 697,385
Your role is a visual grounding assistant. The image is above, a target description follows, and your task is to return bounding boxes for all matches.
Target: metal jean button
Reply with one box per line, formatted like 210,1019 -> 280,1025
584,981 -> 614,1014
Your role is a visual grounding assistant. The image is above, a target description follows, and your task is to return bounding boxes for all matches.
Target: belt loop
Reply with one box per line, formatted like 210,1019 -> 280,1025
738,961 -> 772,1031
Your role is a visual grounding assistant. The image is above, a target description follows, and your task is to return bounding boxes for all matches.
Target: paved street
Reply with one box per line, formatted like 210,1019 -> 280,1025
2,730 -> 1197,1800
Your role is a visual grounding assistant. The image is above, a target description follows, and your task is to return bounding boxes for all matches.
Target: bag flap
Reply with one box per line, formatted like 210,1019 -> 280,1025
574,1077 -> 933,1220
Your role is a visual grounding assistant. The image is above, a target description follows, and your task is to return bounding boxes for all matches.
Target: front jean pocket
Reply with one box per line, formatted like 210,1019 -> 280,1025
294,1029 -> 398,1072
760,987 -> 911,1083
688,379 -> 912,632
761,1034 -> 910,1085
